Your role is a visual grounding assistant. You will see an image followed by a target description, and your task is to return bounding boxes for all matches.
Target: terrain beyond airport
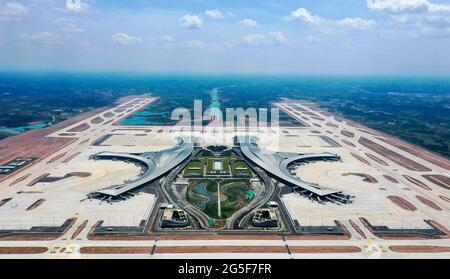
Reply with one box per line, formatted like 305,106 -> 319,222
0,96 -> 449,259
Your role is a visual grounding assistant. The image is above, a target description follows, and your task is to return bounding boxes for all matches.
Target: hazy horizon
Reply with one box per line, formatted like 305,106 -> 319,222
2,70 -> 450,79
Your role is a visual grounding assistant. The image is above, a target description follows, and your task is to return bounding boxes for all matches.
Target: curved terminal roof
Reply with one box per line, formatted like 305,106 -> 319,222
92,138 -> 194,197
239,138 -> 340,197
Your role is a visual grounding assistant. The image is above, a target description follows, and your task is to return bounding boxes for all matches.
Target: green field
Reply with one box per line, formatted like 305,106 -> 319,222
186,179 -> 252,221
186,179 -> 216,210
183,154 -> 255,224
183,155 -> 254,178
231,160 -> 253,177
183,161 -> 204,177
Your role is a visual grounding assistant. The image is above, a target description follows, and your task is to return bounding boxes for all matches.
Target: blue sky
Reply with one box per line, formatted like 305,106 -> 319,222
1,0 -> 450,74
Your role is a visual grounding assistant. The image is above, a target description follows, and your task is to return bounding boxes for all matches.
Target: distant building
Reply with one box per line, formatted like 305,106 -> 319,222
88,137 -> 194,200
161,209 -> 189,228
252,208 -> 279,228
268,201 -> 279,208
174,179 -> 189,188
159,203 -> 174,209
0,157 -> 35,175
237,136 -> 352,204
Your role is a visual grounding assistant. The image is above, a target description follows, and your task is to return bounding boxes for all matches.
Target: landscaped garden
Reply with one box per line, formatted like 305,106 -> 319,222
186,179 -> 253,220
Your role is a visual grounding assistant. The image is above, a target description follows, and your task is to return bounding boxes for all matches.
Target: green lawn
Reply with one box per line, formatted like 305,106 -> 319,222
201,179 -> 251,220
183,157 -> 253,178
231,160 -> 253,177
183,154 -> 254,225
186,179 -> 217,209
183,161 -> 204,177
186,178 -> 252,220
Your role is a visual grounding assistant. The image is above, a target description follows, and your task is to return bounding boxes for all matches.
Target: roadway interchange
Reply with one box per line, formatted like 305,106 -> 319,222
0,97 -> 449,258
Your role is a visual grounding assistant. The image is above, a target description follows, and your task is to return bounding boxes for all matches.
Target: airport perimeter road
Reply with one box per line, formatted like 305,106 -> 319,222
1,223 -> 450,259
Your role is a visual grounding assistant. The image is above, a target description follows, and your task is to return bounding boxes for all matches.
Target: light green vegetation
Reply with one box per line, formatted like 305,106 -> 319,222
186,179 -> 252,221
231,160 -> 253,177
183,160 -> 204,177
183,155 -> 253,178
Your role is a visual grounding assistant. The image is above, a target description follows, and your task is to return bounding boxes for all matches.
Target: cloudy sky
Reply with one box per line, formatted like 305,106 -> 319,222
1,0 -> 450,74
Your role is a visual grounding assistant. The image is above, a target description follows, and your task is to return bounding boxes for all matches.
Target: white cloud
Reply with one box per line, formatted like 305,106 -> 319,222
367,0 -> 450,37
284,8 -> 324,25
17,32 -> 61,44
238,18 -> 259,27
112,33 -> 143,46
285,7 -> 376,32
179,14 -> 203,29
242,34 -> 266,46
53,18 -> 84,34
185,39 -> 206,48
0,2 -> 28,21
66,0 -> 90,13
337,17 -> 377,30
429,3 -> 450,13
146,35 -> 176,47
367,0 -> 431,13
205,9 -> 224,19
242,32 -> 288,46
367,0 -> 450,16
268,32 -> 288,45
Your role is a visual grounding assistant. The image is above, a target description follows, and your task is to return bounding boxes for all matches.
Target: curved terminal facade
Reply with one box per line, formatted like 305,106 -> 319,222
89,135 -> 350,204
89,137 -> 194,199
237,136 -> 352,204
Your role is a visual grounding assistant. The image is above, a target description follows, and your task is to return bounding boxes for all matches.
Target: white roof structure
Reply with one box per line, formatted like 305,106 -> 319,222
238,136 -> 340,197
91,138 -> 194,198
